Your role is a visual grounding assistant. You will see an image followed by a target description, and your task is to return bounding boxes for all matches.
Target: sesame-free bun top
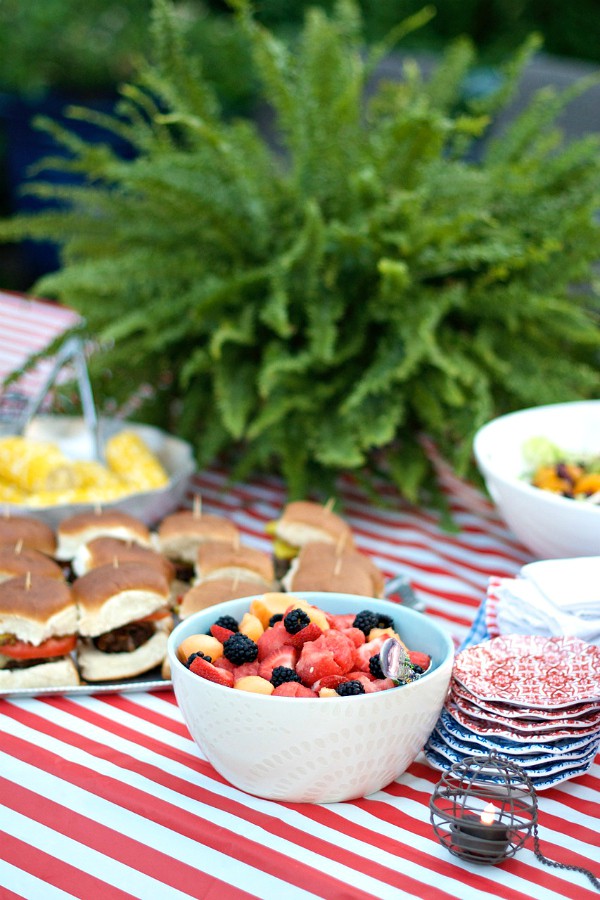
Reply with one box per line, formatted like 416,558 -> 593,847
195,541 -> 275,587
156,511 -> 240,563
0,514 -> 56,556
72,536 -> 175,582
55,509 -> 151,561
0,543 -> 65,582
0,575 -> 77,645
73,560 -> 170,637
179,577 -> 267,619
281,541 -> 385,598
275,501 -> 354,550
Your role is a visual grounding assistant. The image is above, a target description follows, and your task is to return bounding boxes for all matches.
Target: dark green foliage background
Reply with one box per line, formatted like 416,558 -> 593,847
1,0 -> 599,502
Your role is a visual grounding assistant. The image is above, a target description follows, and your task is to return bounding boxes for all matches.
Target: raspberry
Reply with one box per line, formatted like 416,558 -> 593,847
186,650 -> 212,667
270,666 -> 302,687
352,610 -> 379,636
336,680 -> 365,696
223,633 -> 258,664
368,653 -> 384,679
283,608 -> 311,634
214,615 -> 239,633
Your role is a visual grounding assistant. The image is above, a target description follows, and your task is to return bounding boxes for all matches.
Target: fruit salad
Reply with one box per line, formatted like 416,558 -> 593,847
523,437 -> 600,503
177,594 -> 431,698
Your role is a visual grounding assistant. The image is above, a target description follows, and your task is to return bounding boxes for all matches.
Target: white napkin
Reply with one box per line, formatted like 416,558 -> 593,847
487,557 -> 600,644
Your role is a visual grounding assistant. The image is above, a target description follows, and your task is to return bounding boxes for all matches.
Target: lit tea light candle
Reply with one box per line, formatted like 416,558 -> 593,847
451,802 -> 510,859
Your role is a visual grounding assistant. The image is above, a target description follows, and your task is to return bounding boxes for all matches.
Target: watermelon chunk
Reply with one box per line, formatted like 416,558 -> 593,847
258,645 -> 299,682
409,650 -> 431,671
272,681 -> 318,698
286,621 -> 323,649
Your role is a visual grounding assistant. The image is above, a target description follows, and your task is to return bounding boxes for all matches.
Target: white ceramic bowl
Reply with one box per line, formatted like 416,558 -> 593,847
168,592 -> 454,803
473,400 -> 600,559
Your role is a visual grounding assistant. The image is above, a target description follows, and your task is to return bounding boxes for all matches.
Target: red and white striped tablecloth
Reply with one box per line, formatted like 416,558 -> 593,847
0,290 -> 82,401
0,295 -> 598,900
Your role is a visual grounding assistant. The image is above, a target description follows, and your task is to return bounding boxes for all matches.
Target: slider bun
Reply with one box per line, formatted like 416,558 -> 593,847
55,510 -> 151,561
0,543 -> 65,582
194,541 -> 275,588
275,501 -> 354,549
282,542 -> 385,598
72,536 -> 175,582
0,576 -> 77,645
73,561 -> 170,637
0,656 -> 80,690
156,511 -> 239,563
0,514 -> 56,556
179,577 -> 266,619
77,629 -> 169,682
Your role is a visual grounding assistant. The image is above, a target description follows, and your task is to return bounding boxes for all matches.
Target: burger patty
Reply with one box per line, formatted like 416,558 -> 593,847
1,656 -> 63,670
93,620 -> 155,654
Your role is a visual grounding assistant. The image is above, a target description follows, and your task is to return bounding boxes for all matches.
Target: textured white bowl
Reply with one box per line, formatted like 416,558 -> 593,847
473,400 -> 600,559
168,592 -> 454,803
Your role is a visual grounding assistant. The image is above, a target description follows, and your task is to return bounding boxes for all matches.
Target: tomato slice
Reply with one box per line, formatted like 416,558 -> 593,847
0,634 -> 76,660
139,608 -> 171,623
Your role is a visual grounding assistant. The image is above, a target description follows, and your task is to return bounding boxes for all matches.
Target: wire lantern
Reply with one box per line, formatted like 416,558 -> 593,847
429,751 -> 600,890
429,753 -> 537,865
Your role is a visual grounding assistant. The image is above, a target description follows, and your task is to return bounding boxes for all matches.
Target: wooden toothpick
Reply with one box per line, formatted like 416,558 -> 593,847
25,571 -> 32,590
324,497 -> 335,514
192,494 -> 202,519
14,539 -> 23,555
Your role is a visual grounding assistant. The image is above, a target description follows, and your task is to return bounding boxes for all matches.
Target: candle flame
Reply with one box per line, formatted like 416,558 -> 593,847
480,803 -> 498,826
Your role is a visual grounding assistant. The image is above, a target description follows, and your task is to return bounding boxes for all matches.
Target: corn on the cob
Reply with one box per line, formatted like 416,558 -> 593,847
0,476 -> 27,503
105,431 -> 169,490
0,436 -> 78,492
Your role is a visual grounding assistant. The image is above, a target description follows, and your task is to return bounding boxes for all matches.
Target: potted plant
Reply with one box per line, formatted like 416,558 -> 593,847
1,0 -> 599,504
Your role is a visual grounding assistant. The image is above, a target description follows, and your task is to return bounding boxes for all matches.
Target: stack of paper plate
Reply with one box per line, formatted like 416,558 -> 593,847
424,634 -> 600,789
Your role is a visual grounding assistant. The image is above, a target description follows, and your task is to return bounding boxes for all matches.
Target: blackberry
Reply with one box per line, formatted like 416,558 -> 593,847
271,666 -> 302,688
369,653 -> 384,679
352,610 -> 379,636
412,664 -> 424,675
283,608 -> 311,634
223,633 -> 258,664
336,680 -> 365,696
214,615 -> 239,632
268,613 -> 284,627
186,651 -> 212,667
376,613 -> 394,629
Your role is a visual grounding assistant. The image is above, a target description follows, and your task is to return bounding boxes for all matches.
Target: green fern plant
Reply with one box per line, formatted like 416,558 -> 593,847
1,0 -> 599,502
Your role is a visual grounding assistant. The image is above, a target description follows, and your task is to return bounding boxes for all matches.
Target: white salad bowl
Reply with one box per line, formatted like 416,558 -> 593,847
168,592 -> 454,804
473,400 -> 600,559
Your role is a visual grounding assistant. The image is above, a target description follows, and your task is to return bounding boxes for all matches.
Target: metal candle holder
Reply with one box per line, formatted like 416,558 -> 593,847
429,753 -> 537,866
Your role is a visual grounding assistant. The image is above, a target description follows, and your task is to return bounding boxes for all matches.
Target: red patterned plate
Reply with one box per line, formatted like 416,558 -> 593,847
446,701 -> 600,743
453,635 -> 600,709
451,679 -> 600,721
450,692 -> 600,733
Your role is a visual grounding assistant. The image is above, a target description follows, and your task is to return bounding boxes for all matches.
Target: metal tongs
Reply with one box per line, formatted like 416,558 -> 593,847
12,335 -> 102,462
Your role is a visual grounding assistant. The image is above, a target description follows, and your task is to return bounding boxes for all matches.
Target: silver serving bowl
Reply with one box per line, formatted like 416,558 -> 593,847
1,415 -> 195,527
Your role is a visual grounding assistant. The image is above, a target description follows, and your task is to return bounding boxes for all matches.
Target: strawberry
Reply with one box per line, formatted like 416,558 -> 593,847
189,655 -> 234,687
258,645 -> 299,682
286,621 -> 322,649
257,620 -> 291,661
409,651 -> 431,671
272,681 -> 318,698
353,635 -> 388,672
210,623 -> 236,643
311,674 -> 347,691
